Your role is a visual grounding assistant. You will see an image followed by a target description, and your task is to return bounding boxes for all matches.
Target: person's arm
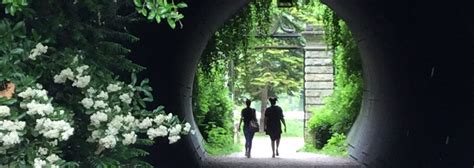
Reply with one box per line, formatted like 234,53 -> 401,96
280,108 -> 286,132
253,109 -> 257,121
264,109 -> 268,131
238,110 -> 243,132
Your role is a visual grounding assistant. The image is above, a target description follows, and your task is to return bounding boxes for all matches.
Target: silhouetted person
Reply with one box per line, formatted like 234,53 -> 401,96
238,99 -> 257,158
264,97 -> 286,158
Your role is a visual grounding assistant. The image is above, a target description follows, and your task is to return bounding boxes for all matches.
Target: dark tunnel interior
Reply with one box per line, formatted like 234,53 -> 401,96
128,0 -> 474,167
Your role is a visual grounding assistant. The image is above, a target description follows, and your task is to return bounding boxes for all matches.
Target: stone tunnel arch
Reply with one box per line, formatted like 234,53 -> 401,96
129,0 -> 474,167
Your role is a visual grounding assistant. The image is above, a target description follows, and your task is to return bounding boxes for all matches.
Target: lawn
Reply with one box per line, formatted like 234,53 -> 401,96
253,119 -> 304,137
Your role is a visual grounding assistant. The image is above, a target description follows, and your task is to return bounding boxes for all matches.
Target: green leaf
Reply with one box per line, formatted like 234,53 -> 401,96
155,15 -> 161,23
145,1 -> 153,10
0,97 -> 17,105
133,0 -> 142,7
20,0 -> 27,6
158,7 -> 168,15
139,8 -> 148,16
140,78 -> 149,86
176,2 -> 187,8
174,14 -> 184,20
143,97 -> 153,102
10,48 -> 24,54
9,5 -> 16,16
153,106 -> 165,113
147,10 -> 156,20
167,18 -> 176,29
131,73 -> 137,86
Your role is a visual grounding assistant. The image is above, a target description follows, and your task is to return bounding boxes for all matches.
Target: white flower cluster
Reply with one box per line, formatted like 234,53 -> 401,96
0,106 -> 10,117
88,114 -> 139,148
17,85 -> 74,143
25,101 -> 54,116
34,154 -> 61,168
106,83 -> 122,92
80,98 -> 94,109
54,65 -> 91,88
1,84 -> 74,167
88,111 -> 191,149
1,86 -> 64,149
35,118 -> 74,141
29,43 -> 48,60
18,87 -> 48,101
168,124 -> 182,144
61,71 -> 193,151
18,87 -> 54,117
0,120 -> 25,146
119,93 -> 132,105
90,112 -> 107,126
34,147 -> 63,168
122,131 -> 137,145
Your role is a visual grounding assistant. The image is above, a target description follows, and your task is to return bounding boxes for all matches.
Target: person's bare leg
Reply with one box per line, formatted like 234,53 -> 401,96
271,140 -> 275,158
276,138 -> 280,156
248,133 -> 254,158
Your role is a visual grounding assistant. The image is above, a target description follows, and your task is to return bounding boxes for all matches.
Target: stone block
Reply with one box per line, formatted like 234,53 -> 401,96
305,58 -> 332,66
305,74 -> 333,82
305,66 -> 333,74
305,90 -> 334,97
305,51 -> 330,58
305,82 -> 334,89
305,96 -> 323,105
305,105 -> 324,111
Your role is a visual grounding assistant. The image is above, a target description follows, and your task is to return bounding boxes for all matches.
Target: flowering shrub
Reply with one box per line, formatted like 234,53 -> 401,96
0,7 -> 192,167
0,84 -> 75,167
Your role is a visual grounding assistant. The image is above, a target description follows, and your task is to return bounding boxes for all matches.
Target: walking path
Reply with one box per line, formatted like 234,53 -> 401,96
202,136 -> 360,168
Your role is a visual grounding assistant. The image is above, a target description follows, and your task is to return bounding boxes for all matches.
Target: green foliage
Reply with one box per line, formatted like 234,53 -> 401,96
298,132 -> 348,157
194,68 -> 233,135
1,0 -> 28,16
193,66 -> 236,156
307,107 -> 334,149
2,0 -> 186,29
235,48 -> 304,100
281,119 -> 303,137
199,0 -> 273,74
204,126 -> 240,156
320,133 -> 348,156
133,0 -> 187,29
200,1 -> 308,115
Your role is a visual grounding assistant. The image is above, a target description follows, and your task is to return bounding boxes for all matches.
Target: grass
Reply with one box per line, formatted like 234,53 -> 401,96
254,119 -> 304,137
283,119 -> 304,137
297,135 -> 349,157
205,142 -> 242,156
298,143 -> 347,157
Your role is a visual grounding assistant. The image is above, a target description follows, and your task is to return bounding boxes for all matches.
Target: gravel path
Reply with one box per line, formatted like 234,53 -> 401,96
202,137 -> 360,168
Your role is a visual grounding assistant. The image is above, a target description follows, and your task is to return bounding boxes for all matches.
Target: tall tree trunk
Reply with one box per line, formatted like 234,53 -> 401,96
259,85 -> 268,132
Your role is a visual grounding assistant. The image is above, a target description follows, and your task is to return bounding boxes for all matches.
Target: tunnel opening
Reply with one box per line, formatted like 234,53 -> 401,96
189,1 -> 365,162
128,0 -> 474,167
